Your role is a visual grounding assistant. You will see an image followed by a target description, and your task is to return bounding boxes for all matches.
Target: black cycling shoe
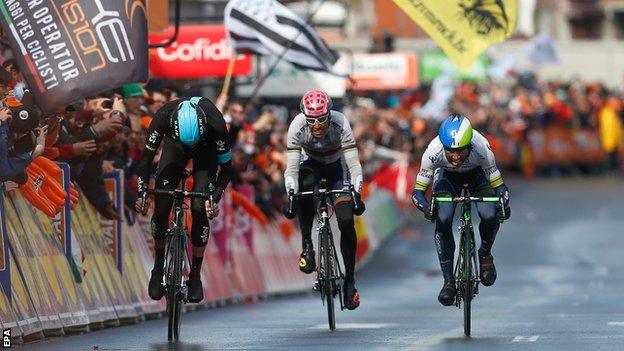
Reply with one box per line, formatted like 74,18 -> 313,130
438,281 -> 456,306
343,280 -> 360,310
186,277 -> 204,303
299,242 -> 316,274
479,253 -> 497,286
148,268 -> 164,301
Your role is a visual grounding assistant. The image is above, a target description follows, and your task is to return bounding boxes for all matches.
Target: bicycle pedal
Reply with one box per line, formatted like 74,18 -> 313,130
313,282 -> 320,291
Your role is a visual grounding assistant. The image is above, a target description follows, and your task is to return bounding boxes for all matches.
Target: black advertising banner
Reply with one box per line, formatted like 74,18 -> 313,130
0,1 -> 148,113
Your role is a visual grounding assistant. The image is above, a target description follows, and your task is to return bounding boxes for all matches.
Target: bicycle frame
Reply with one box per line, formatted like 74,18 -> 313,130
292,184 -> 355,331
433,186 -> 504,336
144,174 -> 214,342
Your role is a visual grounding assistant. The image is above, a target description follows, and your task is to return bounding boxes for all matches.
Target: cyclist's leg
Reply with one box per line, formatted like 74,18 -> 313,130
298,159 -> 321,273
152,141 -> 187,268
471,168 -> 499,256
472,168 -> 499,286
149,141 -> 186,299
186,152 -> 216,302
326,159 -> 356,280
328,159 -> 360,309
433,169 -> 458,283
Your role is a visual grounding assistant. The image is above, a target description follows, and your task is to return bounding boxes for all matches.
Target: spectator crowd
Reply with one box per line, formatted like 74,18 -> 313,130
1,42 -> 623,222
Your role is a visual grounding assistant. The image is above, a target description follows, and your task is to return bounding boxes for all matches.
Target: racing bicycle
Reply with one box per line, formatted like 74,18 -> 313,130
430,184 -> 506,336
287,179 -> 360,331
141,170 -> 214,342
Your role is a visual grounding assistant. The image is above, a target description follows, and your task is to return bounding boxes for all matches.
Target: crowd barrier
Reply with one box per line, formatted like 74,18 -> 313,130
486,127 -> 623,176
0,161 -> 405,343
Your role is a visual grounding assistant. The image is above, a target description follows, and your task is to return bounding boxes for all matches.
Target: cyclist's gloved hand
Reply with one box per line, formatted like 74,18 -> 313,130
283,189 -> 297,219
494,183 -> 510,207
352,191 -> 366,216
212,186 -> 225,204
423,201 -> 437,221
412,189 -> 436,221
494,183 -> 511,220
411,189 -> 427,212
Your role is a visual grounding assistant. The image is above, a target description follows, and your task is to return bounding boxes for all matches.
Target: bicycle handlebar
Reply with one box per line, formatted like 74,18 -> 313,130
432,194 -> 507,220
287,186 -> 360,214
293,188 -> 352,197
146,188 -> 213,199
139,184 -> 215,215
433,196 -> 501,203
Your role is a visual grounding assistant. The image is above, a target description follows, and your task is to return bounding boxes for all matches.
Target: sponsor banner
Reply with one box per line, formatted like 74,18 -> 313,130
348,53 -> 418,90
4,193 -> 63,334
211,190 -> 232,267
74,197 -> 134,323
0,0 -> 148,112
149,24 -> 252,78
363,189 -> 400,244
0,278 -> 21,334
0,192 -> 9,300
8,252 -> 43,340
420,51 -> 489,82
10,193 -> 89,331
233,185 -> 254,253
102,170 -> 122,272
236,57 -> 347,98
203,237 -> 235,303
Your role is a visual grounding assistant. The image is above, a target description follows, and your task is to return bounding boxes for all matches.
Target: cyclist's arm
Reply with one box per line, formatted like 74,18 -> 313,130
136,102 -> 175,191
201,98 -> 234,192
476,132 -> 504,188
412,141 -> 438,210
284,117 -> 304,193
340,116 -> 363,192
476,133 -> 510,205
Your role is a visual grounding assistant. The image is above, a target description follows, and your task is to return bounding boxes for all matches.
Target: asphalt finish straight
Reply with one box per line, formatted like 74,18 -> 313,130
16,178 -> 624,350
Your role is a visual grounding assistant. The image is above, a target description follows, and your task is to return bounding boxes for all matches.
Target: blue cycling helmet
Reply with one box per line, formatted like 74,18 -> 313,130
174,97 -> 204,147
438,115 -> 473,149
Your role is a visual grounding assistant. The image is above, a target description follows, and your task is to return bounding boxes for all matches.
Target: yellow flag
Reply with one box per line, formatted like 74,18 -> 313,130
393,0 -> 517,73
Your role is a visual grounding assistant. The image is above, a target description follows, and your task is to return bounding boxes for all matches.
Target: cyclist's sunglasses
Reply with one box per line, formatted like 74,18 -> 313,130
443,145 -> 471,152
305,114 -> 329,125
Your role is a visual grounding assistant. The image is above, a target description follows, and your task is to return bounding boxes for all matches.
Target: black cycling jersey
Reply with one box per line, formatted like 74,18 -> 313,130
136,96 -> 233,192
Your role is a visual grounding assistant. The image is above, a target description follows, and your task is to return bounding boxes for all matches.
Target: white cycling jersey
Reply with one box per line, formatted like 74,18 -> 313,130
284,111 -> 362,193
414,130 -> 503,191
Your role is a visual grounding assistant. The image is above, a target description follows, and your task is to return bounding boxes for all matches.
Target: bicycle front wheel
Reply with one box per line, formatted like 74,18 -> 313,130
462,232 -> 473,337
321,225 -> 336,331
166,232 -> 183,342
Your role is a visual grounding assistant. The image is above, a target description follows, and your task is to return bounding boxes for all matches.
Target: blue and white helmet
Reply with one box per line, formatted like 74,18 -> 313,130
438,115 -> 473,149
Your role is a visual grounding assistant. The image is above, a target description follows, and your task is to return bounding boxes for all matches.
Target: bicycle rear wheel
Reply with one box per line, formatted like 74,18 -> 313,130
462,231 -> 472,337
321,226 -> 336,331
166,232 -> 183,342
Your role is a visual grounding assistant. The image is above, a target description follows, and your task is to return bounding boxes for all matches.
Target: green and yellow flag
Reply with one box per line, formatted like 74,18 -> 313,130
393,0 -> 517,73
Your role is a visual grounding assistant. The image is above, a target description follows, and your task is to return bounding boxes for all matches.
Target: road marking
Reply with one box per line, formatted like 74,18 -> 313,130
311,323 -> 393,329
608,322 -> 624,327
406,327 -> 464,350
512,335 -> 539,342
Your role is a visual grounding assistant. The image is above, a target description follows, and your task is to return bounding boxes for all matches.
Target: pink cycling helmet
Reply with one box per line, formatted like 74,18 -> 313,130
300,89 -> 332,117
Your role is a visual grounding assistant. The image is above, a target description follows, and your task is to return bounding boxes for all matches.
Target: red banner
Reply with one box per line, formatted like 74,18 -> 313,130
149,25 -> 252,78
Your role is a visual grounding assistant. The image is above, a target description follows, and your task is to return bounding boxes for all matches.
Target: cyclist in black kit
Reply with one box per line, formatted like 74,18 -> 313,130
135,96 -> 233,303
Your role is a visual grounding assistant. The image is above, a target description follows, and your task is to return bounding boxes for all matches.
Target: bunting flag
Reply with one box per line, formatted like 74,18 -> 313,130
224,0 -> 344,76
392,0 -> 517,73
